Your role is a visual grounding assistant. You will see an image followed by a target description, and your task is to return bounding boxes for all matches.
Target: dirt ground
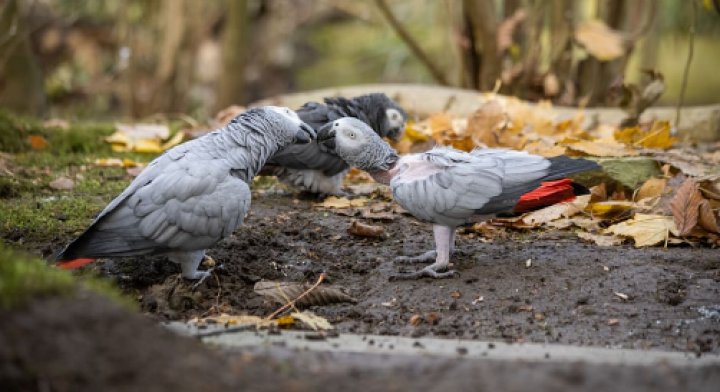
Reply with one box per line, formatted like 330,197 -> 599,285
2,293 -> 719,392
58,190 -> 720,355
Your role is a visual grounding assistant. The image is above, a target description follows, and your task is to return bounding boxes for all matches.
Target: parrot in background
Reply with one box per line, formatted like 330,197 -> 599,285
56,106 -> 316,284
318,117 -> 600,280
263,93 -> 407,196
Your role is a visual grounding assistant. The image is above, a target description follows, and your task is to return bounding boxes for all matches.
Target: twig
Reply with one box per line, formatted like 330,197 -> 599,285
676,0 -> 697,127
266,273 -> 326,320
374,0 -> 449,85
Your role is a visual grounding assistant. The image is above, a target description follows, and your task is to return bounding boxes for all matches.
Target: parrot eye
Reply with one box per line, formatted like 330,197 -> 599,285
348,132 -> 356,139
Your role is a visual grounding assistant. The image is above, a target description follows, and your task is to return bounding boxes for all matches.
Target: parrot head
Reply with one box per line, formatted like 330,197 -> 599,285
318,117 -> 399,173
264,106 -> 317,144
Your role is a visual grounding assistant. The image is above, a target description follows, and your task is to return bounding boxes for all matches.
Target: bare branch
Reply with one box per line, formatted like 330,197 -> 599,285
374,0 -> 449,85
676,0 -> 696,126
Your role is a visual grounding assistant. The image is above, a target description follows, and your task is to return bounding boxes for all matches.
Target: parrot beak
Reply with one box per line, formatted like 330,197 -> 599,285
317,122 -> 336,149
294,123 -> 316,144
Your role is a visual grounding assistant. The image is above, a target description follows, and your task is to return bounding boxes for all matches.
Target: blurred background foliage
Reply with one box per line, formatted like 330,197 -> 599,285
0,0 -> 718,120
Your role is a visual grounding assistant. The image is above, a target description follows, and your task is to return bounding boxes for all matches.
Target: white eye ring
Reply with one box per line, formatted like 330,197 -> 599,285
349,132 -> 356,139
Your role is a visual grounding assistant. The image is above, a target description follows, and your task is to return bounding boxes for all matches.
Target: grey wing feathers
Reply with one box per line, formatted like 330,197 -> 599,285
391,148 -> 508,226
56,147 -> 251,260
267,143 -> 348,175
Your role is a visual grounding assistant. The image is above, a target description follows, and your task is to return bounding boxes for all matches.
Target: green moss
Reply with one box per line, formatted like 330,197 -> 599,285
0,243 -> 135,310
0,244 -> 75,309
0,109 -> 115,154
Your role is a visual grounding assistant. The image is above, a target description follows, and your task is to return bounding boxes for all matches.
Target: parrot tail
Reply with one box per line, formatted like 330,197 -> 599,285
513,179 -> 589,214
56,258 -> 96,269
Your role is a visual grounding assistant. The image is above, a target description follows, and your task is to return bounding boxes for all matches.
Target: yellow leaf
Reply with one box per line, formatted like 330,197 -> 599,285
162,131 -> 185,150
403,121 -> 430,142
605,214 -> 678,247
94,158 -> 142,168
134,139 -> 163,153
574,20 -> 624,61
291,311 -> 333,331
276,315 -> 295,327
614,121 -> 676,149
318,196 -> 369,209
565,140 -> 637,157
586,201 -> 635,219
190,313 -> 277,328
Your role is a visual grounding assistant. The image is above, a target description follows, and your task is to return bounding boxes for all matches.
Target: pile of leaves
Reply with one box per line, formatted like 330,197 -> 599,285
385,94 -> 720,247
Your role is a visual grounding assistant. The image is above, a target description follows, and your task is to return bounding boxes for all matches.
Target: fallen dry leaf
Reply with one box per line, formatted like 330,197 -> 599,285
574,20 -> 624,61
565,140 -> 637,157
607,318 -> 620,326
409,314 -> 423,326
519,195 -> 590,227
253,281 -> 356,307
291,311 -> 333,331
605,213 -> 678,247
27,135 -> 49,150
189,313 -> 276,328
318,196 -> 369,209
466,100 -> 508,147
49,176 -> 74,190
635,177 -> 667,201
590,183 -> 608,203
614,121 -> 676,149
577,231 -> 624,246
698,200 -> 719,233
348,220 -> 385,238
670,178 -> 704,236
94,158 -> 143,168
586,201 -> 635,220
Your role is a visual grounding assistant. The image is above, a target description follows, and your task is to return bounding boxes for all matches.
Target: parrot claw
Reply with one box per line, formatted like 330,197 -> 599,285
389,266 -> 457,281
394,250 -> 437,264
190,269 -> 214,290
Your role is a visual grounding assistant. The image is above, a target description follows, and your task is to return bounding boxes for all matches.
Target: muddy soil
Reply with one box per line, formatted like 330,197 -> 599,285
66,192 -> 720,355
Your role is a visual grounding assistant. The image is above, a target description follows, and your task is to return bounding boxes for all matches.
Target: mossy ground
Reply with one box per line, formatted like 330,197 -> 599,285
0,110 -> 154,249
0,110 -> 150,308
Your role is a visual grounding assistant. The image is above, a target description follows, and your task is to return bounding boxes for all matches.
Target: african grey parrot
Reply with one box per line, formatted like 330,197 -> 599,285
318,118 -> 600,279
264,93 -> 407,196
56,106 -> 316,283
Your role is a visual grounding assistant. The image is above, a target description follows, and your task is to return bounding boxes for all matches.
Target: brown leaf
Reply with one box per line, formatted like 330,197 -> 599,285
27,135 -> 49,150
670,178 -> 704,236
635,177 -> 667,201
590,183 -> 607,203
574,20 -> 624,61
253,281 -> 357,307
698,200 -> 720,233
466,100 -> 508,147
348,220 -> 385,238
409,314 -> 423,326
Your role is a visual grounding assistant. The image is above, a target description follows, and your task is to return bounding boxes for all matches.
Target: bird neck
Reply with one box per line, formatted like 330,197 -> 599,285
219,126 -> 283,183
369,161 -> 399,185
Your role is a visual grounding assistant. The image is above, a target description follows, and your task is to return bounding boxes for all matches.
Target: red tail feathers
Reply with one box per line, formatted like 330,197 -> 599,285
513,179 -> 577,214
57,258 -> 95,270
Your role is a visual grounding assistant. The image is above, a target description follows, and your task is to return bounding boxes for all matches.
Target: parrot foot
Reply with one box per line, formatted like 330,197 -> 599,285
389,266 -> 457,281
394,250 -> 437,264
189,269 -> 214,290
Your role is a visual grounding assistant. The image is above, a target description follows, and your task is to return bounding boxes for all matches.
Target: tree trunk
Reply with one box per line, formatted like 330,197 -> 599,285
0,0 -> 46,116
463,0 -> 500,91
216,0 -> 248,109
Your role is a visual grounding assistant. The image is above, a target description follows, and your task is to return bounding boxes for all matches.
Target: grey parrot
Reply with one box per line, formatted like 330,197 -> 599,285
264,93 -> 407,196
318,118 -> 600,279
56,106 -> 316,283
